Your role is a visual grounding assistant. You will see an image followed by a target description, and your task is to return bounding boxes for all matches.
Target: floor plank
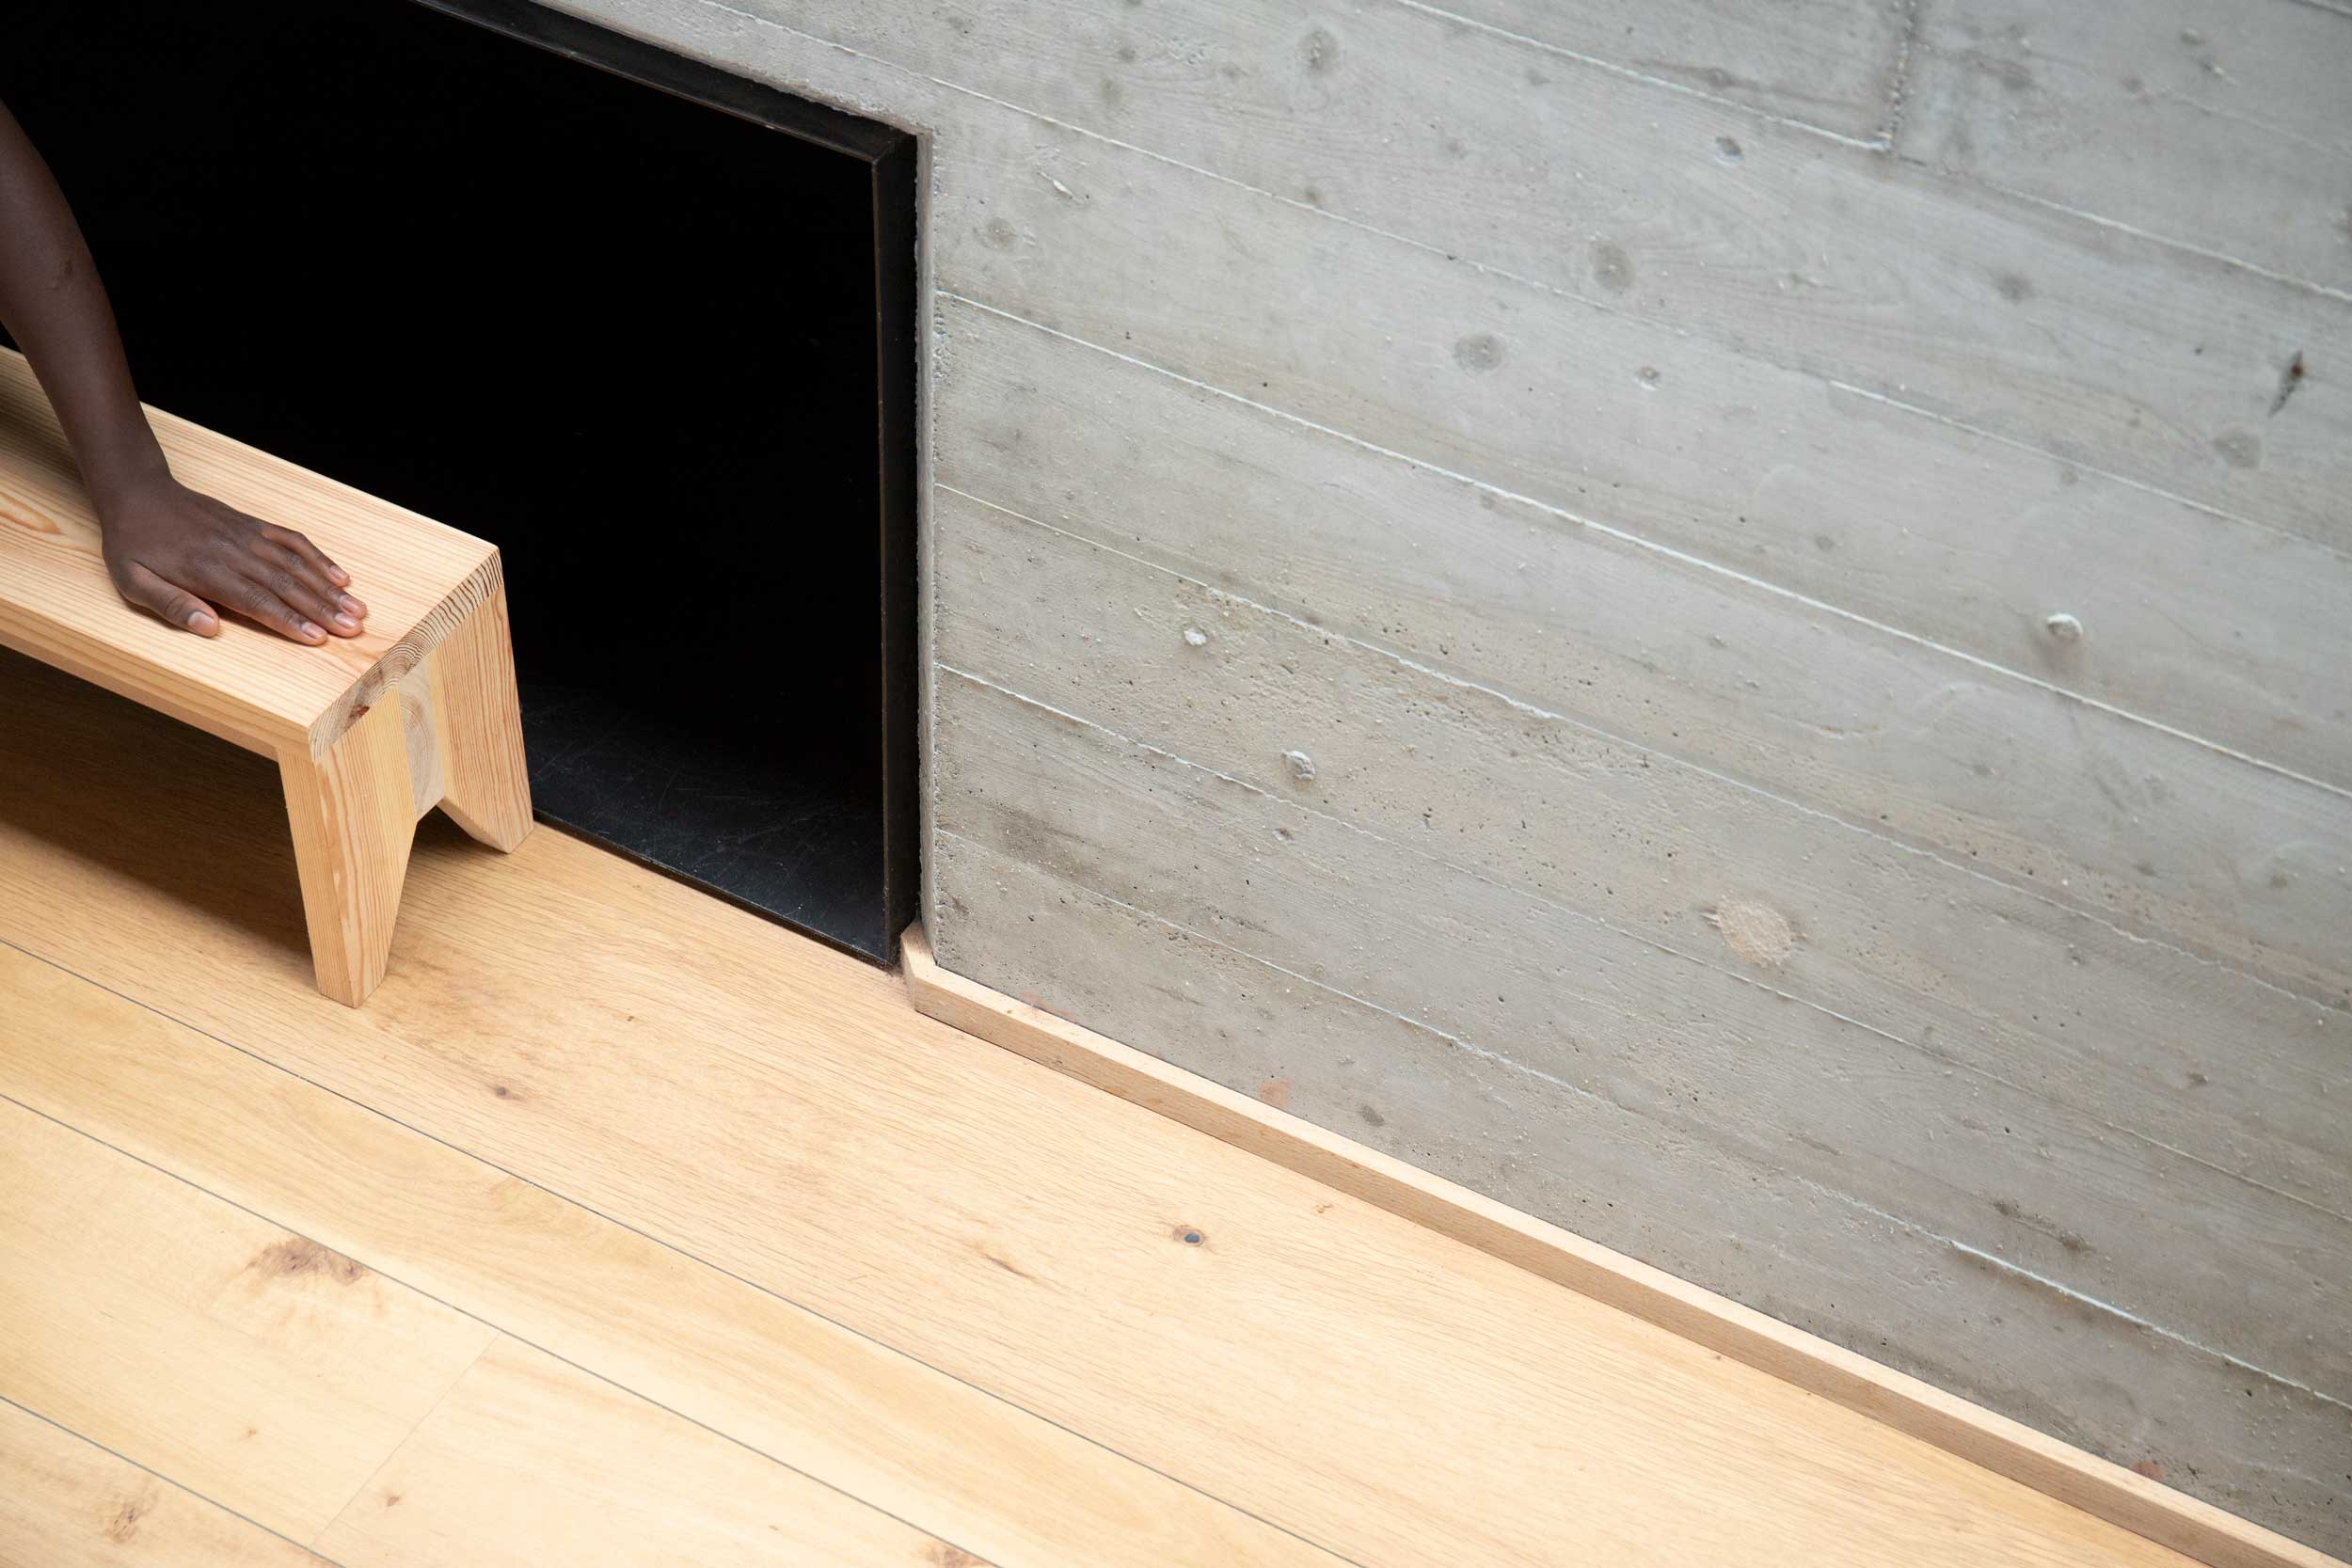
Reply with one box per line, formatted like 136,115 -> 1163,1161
0,1399 -> 330,1568
315,1338 -> 975,1568
0,942 -> 1343,1568
0,660 -> 2214,1568
0,1097 -> 493,1544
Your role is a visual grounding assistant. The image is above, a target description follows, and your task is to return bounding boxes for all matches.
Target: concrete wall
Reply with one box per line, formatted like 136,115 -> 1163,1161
550,0 -> 2350,1547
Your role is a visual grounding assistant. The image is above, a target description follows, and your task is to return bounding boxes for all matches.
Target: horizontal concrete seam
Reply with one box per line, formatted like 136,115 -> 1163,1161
937,660 -> 2352,1227
688,0 -> 2352,505
932,825 -> 1616,1109
1818,374 -> 2352,559
1790,1180 -> 2352,1415
1387,0 -> 1889,150
1892,159 -> 2352,307
937,291 -> 2352,805
938,481 -> 2346,1015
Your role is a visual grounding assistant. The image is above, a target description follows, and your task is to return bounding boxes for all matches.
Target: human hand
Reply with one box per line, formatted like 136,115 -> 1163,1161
95,472 -> 367,643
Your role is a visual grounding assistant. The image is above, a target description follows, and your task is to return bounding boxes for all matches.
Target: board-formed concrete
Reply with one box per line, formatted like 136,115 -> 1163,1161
539,0 -> 2349,1549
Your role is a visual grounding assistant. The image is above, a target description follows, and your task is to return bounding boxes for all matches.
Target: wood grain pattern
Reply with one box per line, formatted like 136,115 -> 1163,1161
932,487 -> 2349,1208
1902,0 -> 2352,292
0,346 -> 528,1005
0,671 -> 2226,1568
0,347 -> 500,754
315,1338 -> 976,1568
421,583 -> 532,852
0,936 -> 1348,1568
0,1400 -> 331,1568
0,1097 -> 494,1542
278,694 -> 421,1008
901,923 -> 2341,1568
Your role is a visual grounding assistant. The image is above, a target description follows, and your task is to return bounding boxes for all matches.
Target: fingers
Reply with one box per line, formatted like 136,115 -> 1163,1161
119,561 -> 220,637
211,566 -> 330,644
114,489 -> 367,646
199,502 -> 364,636
263,537 -> 364,623
259,520 -> 358,598
252,547 -> 363,636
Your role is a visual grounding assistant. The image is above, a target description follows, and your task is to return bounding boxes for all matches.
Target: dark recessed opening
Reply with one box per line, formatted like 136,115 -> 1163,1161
3,0 -> 919,961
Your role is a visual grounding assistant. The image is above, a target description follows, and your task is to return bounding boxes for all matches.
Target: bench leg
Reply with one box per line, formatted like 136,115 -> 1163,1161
279,695 -> 418,1007
423,584 -> 533,852
278,584 -> 532,1006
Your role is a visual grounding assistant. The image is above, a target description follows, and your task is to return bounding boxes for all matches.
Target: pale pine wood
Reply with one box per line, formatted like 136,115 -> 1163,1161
0,348 -> 531,1005
421,583 -> 532,851
0,941 -> 1349,1568
278,694 -> 421,1007
901,924 -> 2339,1568
316,1338 -> 977,1568
0,347 -> 499,755
0,679 -> 2237,1568
0,1401 -> 331,1568
0,1098 -> 496,1542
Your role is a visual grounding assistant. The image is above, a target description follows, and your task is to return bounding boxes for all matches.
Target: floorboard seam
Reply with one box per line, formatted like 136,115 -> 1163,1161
0,1390 -> 358,1567
0,934 -> 1371,1568
308,1335 -> 494,1552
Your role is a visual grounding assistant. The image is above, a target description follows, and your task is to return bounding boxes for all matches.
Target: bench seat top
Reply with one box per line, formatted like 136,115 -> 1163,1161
0,348 -> 501,757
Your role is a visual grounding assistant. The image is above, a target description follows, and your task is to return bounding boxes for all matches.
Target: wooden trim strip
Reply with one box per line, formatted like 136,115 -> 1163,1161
900,922 -> 2340,1568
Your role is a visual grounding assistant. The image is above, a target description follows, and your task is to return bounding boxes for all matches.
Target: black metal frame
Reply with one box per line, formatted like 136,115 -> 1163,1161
405,0 -> 922,964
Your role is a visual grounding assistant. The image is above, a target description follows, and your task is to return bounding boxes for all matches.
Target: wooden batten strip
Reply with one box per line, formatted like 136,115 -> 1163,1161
900,922 -> 2340,1568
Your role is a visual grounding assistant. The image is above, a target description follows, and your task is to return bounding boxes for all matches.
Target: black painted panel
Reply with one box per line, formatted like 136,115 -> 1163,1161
2,0 -> 918,959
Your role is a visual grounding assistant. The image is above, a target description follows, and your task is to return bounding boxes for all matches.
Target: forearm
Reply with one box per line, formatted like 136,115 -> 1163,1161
0,98 -> 169,505
0,97 -> 363,644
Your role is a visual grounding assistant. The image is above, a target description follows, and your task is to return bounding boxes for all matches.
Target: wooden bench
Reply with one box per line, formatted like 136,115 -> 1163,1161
0,348 -> 530,1006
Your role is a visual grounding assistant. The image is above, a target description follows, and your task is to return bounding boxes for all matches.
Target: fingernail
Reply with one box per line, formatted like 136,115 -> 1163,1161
188,610 -> 217,633
332,612 -> 359,633
327,565 -> 350,585
301,622 -> 326,641
340,594 -> 366,617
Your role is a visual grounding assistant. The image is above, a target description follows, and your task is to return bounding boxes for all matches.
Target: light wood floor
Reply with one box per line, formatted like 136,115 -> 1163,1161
0,648 -> 2206,1568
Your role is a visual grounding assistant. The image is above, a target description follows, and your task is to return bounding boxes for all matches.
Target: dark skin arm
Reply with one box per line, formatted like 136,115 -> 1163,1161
0,99 -> 364,642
